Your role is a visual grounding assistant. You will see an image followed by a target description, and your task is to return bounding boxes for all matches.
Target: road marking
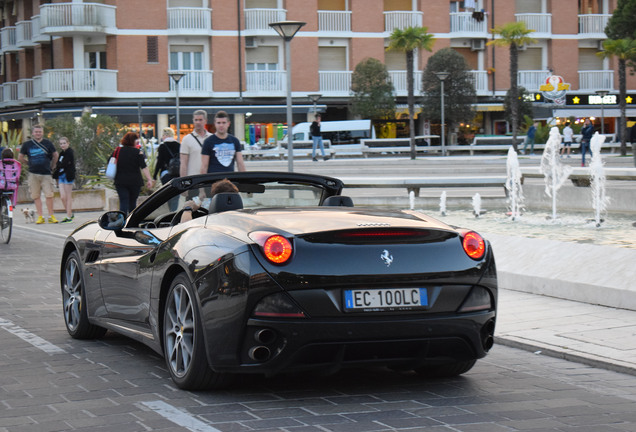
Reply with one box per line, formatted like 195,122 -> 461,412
0,317 -> 66,354
140,400 -> 222,432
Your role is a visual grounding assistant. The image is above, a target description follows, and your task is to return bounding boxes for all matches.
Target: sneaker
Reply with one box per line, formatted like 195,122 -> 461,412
61,217 -> 73,224
312,157 -> 318,162
323,156 -> 331,161
48,215 -> 59,224
36,216 -> 45,224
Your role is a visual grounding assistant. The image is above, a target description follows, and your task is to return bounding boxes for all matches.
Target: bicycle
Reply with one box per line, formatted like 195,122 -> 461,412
0,157 -> 22,244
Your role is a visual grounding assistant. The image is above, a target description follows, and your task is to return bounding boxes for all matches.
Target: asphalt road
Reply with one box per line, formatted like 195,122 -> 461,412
2,226 -> 636,431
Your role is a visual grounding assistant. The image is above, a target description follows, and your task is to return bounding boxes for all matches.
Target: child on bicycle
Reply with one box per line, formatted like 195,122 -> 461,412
0,148 -> 22,206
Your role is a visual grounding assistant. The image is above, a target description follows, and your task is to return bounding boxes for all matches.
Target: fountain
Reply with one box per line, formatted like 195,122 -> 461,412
505,146 -> 524,220
589,132 -> 609,227
540,126 -> 573,220
439,191 -> 447,216
472,193 -> 482,217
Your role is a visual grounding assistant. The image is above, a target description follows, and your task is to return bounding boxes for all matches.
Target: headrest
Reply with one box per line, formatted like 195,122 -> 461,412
208,192 -> 243,213
322,195 -> 354,207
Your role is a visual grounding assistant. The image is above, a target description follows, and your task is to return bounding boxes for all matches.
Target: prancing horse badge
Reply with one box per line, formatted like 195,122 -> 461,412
380,249 -> 393,267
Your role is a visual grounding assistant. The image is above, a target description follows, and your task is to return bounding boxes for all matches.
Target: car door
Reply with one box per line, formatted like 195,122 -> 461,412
97,226 -> 171,323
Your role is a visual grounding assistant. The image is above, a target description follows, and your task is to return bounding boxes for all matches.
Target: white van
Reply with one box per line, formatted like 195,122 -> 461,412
291,120 -> 376,147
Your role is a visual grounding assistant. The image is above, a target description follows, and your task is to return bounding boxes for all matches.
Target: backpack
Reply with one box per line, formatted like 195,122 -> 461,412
166,145 -> 180,177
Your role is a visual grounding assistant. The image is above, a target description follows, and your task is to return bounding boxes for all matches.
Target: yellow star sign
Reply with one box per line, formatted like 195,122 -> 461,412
627,96 -> 633,104
536,93 -> 541,100
572,96 -> 581,104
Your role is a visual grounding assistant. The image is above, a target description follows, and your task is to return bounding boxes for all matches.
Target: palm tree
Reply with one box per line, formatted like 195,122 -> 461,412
387,27 -> 435,159
598,38 -> 636,156
488,22 -> 537,152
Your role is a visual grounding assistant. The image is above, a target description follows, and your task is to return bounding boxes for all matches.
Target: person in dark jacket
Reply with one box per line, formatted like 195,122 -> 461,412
153,127 -> 181,211
113,132 -> 154,215
580,118 -> 595,167
53,137 -> 76,223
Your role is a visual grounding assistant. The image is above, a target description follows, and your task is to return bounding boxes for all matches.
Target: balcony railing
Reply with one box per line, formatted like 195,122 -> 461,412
515,13 -> 552,34
518,70 -> 551,91
469,70 -> 490,95
244,8 -> 286,31
167,7 -> 211,32
389,71 -> 422,96
30,15 -> 48,42
18,77 -> 43,102
579,70 -> 614,91
318,10 -> 351,32
2,82 -> 19,105
41,69 -> 117,97
578,14 -> 611,35
168,70 -> 213,95
384,11 -> 423,32
245,70 -> 285,95
16,21 -> 35,47
450,12 -> 488,34
319,71 -> 352,96
40,3 -> 117,35
1,27 -> 18,53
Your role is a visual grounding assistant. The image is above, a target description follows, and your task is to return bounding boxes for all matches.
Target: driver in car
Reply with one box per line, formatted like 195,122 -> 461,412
180,178 -> 239,223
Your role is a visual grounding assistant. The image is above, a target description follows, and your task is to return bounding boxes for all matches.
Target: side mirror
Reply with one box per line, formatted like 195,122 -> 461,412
98,211 -> 126,230
134,230 -> 161,246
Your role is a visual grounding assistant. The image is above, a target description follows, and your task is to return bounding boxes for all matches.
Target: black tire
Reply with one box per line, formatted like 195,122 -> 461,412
0,195 -> 12,244
163,274 -> 232,390
62,251 -> 107,339
414,359 -> 476,378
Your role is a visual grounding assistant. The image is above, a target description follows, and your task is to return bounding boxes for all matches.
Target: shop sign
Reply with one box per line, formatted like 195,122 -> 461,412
539,74 -> 570,105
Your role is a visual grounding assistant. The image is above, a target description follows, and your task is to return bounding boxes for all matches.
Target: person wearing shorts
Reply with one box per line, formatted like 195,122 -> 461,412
18,124 -> 59,224
561,121 -> 573,158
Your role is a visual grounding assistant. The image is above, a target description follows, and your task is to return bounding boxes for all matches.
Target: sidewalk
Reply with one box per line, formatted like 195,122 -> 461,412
10,207 -> 636,377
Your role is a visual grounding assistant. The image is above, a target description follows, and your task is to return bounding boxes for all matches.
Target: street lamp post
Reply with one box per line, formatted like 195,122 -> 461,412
169,72 -> 186,141
595,89 -> 609,136
435,72 -> 450,156
269,20 -> 306,173
308,93 -> 322,114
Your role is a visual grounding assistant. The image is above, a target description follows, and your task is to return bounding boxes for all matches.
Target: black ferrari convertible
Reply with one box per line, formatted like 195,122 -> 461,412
60,172 -> 497,390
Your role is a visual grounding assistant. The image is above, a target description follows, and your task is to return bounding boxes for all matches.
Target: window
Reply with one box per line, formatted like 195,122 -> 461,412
85,45 -> 107,69
246,46 -> 278,71
385,49 -> 406,71
579,48 -> 603,70
319,46 -> 346,70
518,48 -> 542,70
147,36 -> 158,63
170,45 -> 203,70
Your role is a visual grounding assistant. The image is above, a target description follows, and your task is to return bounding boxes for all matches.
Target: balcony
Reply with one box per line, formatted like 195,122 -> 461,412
578,14 -> 611,36
579,70 -> 614,91
167,7 -> 212,34
518,70 -> 551,91
41,69 -> 118,98
318,10 -> 351,32
319,71 -> 352,97
469,70 -> 489,95
389,71 -> 422,96
40,3 -> 117,36
18,77 -> 43,103
245,70 -> 285,96
244,8 -> 286,33
384,11 -> 423,32
515,13 -> 552,35
450,12 -> 488,36
30,15 -> 49,43
1,27 -> 18,53
168,70 -> 213,96
1,82 -> 19,105
16,21 -> 36,48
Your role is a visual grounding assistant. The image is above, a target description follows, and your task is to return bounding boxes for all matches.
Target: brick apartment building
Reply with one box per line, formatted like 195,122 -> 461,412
0,0 -> 634,143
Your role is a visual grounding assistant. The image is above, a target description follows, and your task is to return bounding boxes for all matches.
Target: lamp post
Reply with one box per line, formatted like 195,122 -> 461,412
595,89 -> 609,135
308,93 -> 322,114
269,20 -> 306,172
435,71 -> 450,156
169,72 -> 186,140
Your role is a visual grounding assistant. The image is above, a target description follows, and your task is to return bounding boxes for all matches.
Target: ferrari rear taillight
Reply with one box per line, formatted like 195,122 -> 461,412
461,231 -> 485,260
249,231 -> 293,264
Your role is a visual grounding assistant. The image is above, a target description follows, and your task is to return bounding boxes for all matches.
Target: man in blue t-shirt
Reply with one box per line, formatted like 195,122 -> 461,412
200,110 -> 246,174
18,124 -> 59,224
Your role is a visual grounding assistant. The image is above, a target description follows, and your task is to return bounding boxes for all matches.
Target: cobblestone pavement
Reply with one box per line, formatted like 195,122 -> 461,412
1,223 -> 636,431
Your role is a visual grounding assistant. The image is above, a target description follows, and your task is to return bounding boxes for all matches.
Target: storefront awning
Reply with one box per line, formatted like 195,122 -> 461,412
475,104 -> 505,112
553,108 -> 636,118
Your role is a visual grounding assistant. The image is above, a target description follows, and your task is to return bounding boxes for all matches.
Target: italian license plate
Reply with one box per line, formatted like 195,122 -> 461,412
344,288 -> 428,311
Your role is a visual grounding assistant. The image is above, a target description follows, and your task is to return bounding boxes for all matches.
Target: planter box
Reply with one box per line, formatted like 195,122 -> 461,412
18,186 -> 106,212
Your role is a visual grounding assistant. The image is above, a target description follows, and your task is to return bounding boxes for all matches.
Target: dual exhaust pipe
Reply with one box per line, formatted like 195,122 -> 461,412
248,328 -> 277,362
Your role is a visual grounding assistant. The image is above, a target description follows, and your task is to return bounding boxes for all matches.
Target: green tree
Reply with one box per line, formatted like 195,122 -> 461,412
488,22 -> 537,152
598,38 -> 636,156
350,57 -> 396,120
387,26 -> 435,159
45,113 -> 124,189
420,48 -> 476,145
604,0 -> 636,40
504,86 -> 533,132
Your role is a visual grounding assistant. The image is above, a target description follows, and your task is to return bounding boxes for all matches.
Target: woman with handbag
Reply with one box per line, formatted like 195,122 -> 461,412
112,132 -> 154,215
53,137 -> 76,223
